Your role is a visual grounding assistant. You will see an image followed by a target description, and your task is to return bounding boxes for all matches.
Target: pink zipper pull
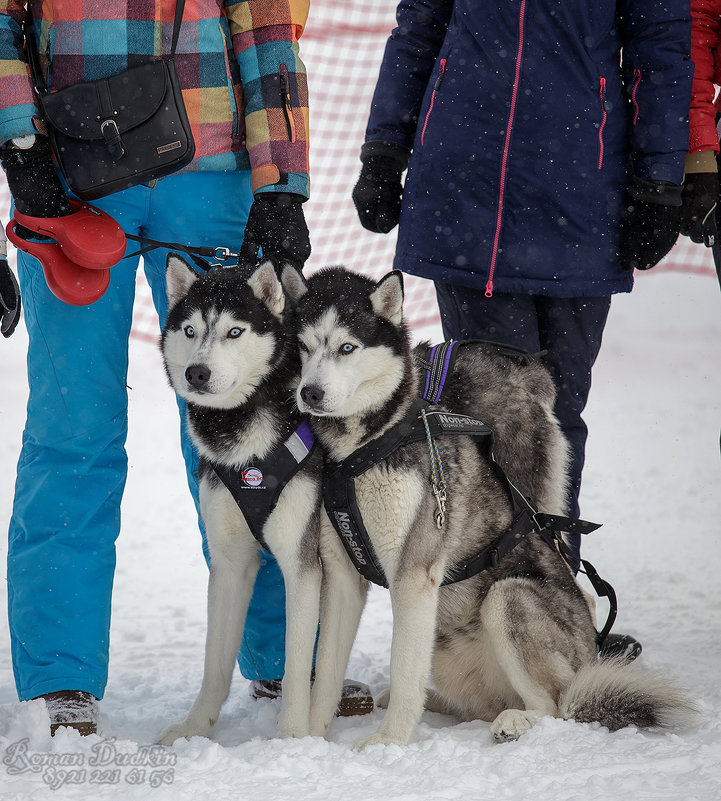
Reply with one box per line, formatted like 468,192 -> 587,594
484,278 -> 493,298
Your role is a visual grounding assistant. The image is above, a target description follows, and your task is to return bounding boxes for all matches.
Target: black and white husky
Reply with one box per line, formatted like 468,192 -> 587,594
281,265 -> 695,750
157,255 -> 323,744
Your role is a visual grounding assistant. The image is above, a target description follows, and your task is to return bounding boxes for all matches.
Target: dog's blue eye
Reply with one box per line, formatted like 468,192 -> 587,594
184,325 -> 195,338
298,341 -> 309,353
228,327 -> 243,339
340,343 -> 356,354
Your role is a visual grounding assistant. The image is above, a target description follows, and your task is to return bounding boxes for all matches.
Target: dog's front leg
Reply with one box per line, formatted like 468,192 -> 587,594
158,520 -> 260,746
310,518 -> 368,737
265,474 -> 324,739
274,557 -> 322,738
354,566 -> 441,750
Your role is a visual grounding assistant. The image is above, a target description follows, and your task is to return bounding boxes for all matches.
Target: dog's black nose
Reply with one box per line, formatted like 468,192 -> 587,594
185,364 -> 210,388
300,384 -> 324,407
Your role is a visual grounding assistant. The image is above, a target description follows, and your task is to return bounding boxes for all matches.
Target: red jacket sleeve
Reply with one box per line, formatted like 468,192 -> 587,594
689,0 -> 721,154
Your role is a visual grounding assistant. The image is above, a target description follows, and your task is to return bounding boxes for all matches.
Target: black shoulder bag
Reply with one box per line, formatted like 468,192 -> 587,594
24,2 -> 195,200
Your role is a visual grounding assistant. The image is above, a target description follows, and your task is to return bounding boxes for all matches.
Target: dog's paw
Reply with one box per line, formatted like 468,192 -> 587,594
276,720 -> 310,739
156,720 -> 212,746
308,715 -> 331,738
353,730 -> 404,751
490,709 -> 539,742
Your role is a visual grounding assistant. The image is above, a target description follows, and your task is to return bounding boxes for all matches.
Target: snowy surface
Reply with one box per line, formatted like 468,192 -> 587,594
1,269 -> 720,800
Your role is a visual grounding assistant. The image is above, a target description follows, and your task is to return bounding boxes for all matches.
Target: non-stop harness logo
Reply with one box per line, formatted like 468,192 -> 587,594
240,467 -> 265,488
332,511 -> 368,565
3,738 -> 176,790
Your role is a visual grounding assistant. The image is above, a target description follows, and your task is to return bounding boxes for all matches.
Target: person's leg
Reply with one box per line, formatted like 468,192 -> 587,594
434,283 -> 610,568
138,171 -> 287,680
435,283 -> 638,656
434,282 -> 541,353
534,297 -> 611,521
7,196 -> 144,701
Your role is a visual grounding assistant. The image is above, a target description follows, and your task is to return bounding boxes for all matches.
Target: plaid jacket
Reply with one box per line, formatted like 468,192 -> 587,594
0,0 -> 310,196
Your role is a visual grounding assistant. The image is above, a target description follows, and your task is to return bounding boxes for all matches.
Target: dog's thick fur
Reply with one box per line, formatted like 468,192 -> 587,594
281,264 -> 695,750
157,255 -> 323,744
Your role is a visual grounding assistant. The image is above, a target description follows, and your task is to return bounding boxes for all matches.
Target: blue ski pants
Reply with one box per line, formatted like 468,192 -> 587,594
434,283 -> 612,572
7,171 -> 286,702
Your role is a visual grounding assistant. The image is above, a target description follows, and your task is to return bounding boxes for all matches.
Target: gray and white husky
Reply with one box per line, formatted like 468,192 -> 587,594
157,255 -> 323,744
281,264 -> 695,750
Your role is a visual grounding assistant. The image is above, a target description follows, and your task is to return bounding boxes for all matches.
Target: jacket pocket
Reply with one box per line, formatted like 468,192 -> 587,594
597,75 -> 607,170
420,57 -> 446,147
279,63 -> 297,143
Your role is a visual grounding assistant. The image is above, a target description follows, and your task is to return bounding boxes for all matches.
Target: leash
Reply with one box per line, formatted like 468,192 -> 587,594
123,232 -> 241,271
420,407 -> 447,528
326,339 -> 618,647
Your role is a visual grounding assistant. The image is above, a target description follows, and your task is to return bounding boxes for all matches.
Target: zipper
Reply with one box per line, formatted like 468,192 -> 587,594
486,0 -> 527,298
630,68 -> 642,125
597,76 -> 607,171
420,58 -> 446,146
279,64 -> 296,143
218,19 -> 240,139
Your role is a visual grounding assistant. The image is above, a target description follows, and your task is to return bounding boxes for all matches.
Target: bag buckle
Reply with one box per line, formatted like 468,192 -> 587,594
100,118 -> 126,160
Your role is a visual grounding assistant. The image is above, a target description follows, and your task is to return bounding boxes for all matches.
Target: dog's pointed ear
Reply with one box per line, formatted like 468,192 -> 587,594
248,259 -> 285,317
166,253 -> 199,309
279,261 -> 308,305
369,270 -> 404,327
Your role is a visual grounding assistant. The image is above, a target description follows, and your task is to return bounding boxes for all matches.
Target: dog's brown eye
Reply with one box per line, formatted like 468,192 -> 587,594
298,341 -> 309,353
340,343 -> 355,355
228,327 -> 243,339
184,325 -> 195,338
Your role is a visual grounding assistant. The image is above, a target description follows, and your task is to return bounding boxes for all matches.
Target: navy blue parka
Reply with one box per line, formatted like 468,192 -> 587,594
365,0 -> 693,297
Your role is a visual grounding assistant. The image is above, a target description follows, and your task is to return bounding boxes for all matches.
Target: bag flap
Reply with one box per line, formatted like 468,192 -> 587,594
42,62 -> 169,141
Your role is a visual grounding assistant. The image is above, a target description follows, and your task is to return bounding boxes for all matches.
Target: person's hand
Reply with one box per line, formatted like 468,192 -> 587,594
239,192 -> 311,268
0,135 -> 72,240
0,257 -> 21,337
352,141 -> 410,233
619,179 -> 683,271
680,172 -> 719,247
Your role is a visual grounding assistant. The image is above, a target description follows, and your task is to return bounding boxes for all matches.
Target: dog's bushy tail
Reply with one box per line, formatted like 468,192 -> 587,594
558,657 -> 697,732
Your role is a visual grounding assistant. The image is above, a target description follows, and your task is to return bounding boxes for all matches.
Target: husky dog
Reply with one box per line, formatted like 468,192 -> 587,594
157,255 -> 323,745
281,264 -> 695,750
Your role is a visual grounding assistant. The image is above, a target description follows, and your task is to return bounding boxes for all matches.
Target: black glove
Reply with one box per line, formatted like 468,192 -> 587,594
0,256 -> 21,337
239,192 -> 311,267
619,179 -> 683,271
0,135 -> 71,218
352,141 -> 410,233
680,172 -> 718,247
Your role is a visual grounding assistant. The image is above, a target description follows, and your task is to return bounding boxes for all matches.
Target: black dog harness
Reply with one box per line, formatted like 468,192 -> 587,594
212,419 -> 316,550
324,340 -> 618,645
323,397 -> 599,587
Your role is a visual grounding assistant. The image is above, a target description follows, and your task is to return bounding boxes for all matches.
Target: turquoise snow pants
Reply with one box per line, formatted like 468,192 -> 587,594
7,171 -> 287,701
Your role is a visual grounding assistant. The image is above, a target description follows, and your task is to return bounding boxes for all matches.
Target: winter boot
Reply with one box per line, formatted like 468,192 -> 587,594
250,673 -> 374,717
40,690 -> 98,736
599,632 -> 643,662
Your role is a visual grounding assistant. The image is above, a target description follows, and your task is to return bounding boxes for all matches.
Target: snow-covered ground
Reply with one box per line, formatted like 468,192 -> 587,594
1,268 -> 720,800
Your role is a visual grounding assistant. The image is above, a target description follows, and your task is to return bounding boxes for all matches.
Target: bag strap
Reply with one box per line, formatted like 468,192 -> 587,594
169,0 -> 186,59
24,1 -> 185,97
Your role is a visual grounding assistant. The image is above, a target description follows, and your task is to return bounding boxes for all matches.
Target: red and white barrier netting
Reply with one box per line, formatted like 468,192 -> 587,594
1,1 -> 716,345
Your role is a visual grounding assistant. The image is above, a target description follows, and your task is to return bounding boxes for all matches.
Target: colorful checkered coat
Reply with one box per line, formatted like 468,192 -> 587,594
0,0 -> 309,196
